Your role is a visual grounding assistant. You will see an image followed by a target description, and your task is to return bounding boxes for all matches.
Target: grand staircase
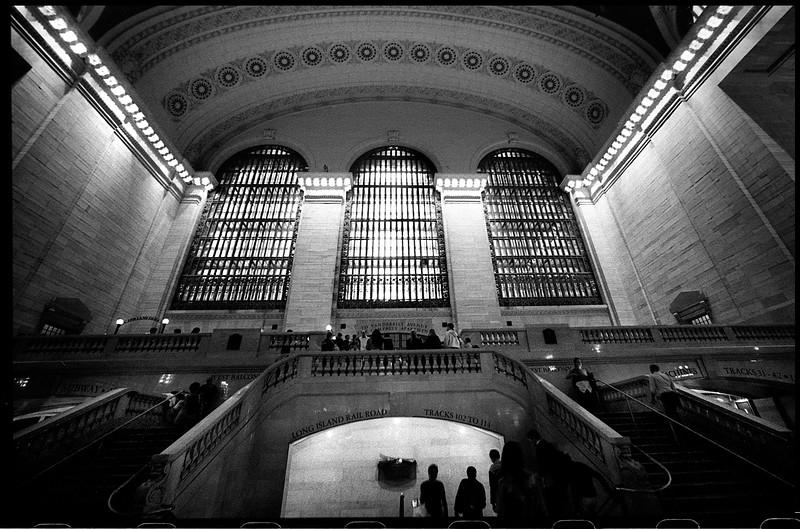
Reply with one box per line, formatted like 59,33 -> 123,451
15,425 -> 183,527
596,410 -> 795,527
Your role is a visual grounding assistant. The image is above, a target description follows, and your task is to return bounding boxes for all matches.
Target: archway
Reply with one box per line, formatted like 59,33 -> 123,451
282,417 -> 504,518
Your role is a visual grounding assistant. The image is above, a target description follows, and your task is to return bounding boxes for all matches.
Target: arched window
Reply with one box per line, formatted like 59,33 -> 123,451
171,146 -> 307,309
478,149 -> 601,305
337,146 -> 449,308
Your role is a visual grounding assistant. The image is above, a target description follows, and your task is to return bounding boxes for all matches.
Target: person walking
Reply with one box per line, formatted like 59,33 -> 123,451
649,364 -> 682,443
488,448 -> 502,513
419,463 -> 448,519
442,322 -> 462,348
454,466 -> 486,519
198,377 -> 220,418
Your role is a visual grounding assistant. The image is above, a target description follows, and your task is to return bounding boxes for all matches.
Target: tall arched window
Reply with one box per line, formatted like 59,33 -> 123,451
337,146 -> 449,308
171,145 -> 307,309
479,149 -> 601,305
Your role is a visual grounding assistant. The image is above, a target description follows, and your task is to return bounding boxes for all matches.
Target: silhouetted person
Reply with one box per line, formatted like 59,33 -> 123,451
496,441 -> 540,526
527,429 -> 570,519
424,328 -> 442,349
488,448 -> 502,513
420,463 -> 448,519
280,330 -> 293,355
321,331 -> 336,351
407,330 -> 424,349
367,329 -> 384,350
454,466 -> 486,519
343,334 -> 351,351
335,332 -> 346,351
463,337 -> 479,348
199,377 -> 219,417
175,382 -> 201,430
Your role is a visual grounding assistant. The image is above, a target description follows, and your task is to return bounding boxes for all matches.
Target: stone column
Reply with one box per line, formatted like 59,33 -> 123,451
436,174 -> 503,329
283,173 -> 352,332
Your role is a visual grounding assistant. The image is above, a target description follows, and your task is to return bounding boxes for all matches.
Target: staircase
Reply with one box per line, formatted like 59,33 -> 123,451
15,425 -> 183,527
596,410 -> 795,527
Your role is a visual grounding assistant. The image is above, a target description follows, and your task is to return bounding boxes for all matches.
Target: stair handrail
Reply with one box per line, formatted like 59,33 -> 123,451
615,443 -> 672,493
107,463 -> 151,516
595,379 -> 795,489
20,393 -> 173,487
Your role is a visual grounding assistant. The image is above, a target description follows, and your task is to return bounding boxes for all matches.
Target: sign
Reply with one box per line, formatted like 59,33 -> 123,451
716,360 -> 794,384
354,319 -> 432,335
422,408 -> 492,430
291,408 -> 389,440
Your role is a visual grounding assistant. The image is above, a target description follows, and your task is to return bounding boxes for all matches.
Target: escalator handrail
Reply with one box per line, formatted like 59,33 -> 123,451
22,394 -> 174,487
595,379 -> 795,489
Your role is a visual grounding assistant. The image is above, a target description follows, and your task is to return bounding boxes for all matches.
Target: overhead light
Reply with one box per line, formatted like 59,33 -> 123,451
135,120 -> 149,129
163,153 -> 174,161
87,53 -> 101,65
118,95 -> 133,105
143,127 -> 155,136
707,16 -> 723,28
132,112 -> 145,121
179,170 -> 188,177
589,168 -> 598,176
201,177 -> 210,185
59,31 -> 77,43
70,42 -> 87,55
125,104 -> 139,113
716,6 -> 732,15
680,50 -> 696,62
697,27 -> 713,40
49,18 -> 67,30
103,76 -> 118,87
635,105 -> 646,115
110,85 -> 126,96
158,147 -> 169,155
38,6 -> 57,16
95,66 -> 110,76
623,120 -> 634,130
193,178 -> 202,186
167,159 -> 178,167
654,79 -> 667,90
612,141 -> 621,149
630,113 -> 641,122
673,60 -> 687,72
175,164 -> 185,172
152,140 -> 164,148
660,69 -> 673,80
688,40 -> 703,51
642,97 -> 653,107
621,129 -> 632,137
647,89 -> 660,99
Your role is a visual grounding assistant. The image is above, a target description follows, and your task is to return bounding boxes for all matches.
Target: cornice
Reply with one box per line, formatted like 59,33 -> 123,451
181,84 -> 592,172
105,6 -> 655,95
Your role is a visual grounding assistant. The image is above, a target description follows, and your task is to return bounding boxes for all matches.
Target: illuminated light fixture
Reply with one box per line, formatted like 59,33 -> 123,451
642,97 -> 653,107
582,178 -> 590,186
95,65 -> 110,76
125,104 -> 139,113
49,18 -> 67,30
436,178 -> 443,187
607,147 -> 618,155
612,141 -> 622,149
38,6 -> 56,16
545,354 -> 554,360
167,159 -> 178,167
754,346 -> 760,351
574,180 -> 583,188
654,79 -> 667,90
635,105 -> 646,115
589,168 -> 598,176
595,163 -> 604,171
146,134 -> 158,142
680,50 -> 696,62
143,128 -> 154,136
660,69 -> 673,80
603,152 -> 612,161
135,120 -> 149,129
118,95 -> 133,105
153,140 -> 164,149
175,164 -> 185,172
647,89 -> 660,99
178,170 -> 188,177
163,153 -> 174,161
104,76 -> 118,86
624,120 -> 634,130
621,128 -> 632,137
564,187 -> 570,192
87,53 -> 101,65
345,177 -> 352,186
59,31 -> 78,43
567,180 -> 575,188
110,85 -> 126,96
205,183 -> 214,191
158,147 -> 169,155
458,178 -> 466,188
335,177 -> 343,186
697,27 -> 713,40
673,60 -> 687,72
615,135 -> 626,143
193,177 -> 202,186
201,176 -> 210,185
598,159 -> 608,167
132,112 -> 145,121
689,39 -> 703,51
444,178 -> 451,187
716,5 -> 732,15
630,113 -> 641,122
70,42 -> 87,55
706,16 -> 723,28
312,177 -> 320,186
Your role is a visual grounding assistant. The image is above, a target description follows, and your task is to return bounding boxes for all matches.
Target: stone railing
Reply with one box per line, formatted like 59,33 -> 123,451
576,324 -> 794,345
493,352 -> 527,388
595,375 -> 794,480
267,333 -> 312,353
731,325 -> 796,341
310,351 -> 481,377
14,388 -> 167,478
479,330 -> 521,347
579,327 -> 655,344
13,332 -> 212,357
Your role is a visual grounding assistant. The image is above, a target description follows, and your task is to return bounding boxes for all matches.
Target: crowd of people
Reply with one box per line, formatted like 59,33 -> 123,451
164,377 -> 221,430
417,430 -> 604,526
321,324 -> 480,351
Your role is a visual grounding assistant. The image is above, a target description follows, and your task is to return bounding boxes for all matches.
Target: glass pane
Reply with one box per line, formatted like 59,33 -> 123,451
171,146 -> 307,309
479,149 -> 601,306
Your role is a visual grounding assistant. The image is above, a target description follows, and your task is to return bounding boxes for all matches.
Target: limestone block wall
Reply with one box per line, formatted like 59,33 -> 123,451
12,29 -> 183,335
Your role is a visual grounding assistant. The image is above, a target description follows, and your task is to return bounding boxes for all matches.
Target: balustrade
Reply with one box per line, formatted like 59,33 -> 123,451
580,327 -> 654,344
479,330 -> 520,347
732,325 -> 795,341
658,326 -> 728,342
545,393 -> 604,461
492,353 -> 527,387
310,351 -> 481,377
268,333 -> 311,353
180,401 -> 243,481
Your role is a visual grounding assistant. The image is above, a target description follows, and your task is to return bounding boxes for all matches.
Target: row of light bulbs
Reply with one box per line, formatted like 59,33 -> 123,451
565,6 -> 734,193
298,176 -> 352,188
19,6 -> 211,191
435,177 -> 488,189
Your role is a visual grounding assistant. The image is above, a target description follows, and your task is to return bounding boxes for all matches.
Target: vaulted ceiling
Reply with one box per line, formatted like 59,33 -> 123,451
75,6 -> 672,174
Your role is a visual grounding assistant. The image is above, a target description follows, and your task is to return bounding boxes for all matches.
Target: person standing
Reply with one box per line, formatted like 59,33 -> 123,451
407,330 -> 424,350
424,328 -> 442,349
420,463 -> 448,519
649,364 -> 682,443
454,466 -> 486,519
442,322 -> 462,348
488,449 -> 502,513
321,331 -> 336,351
198,377 -> 220,418
495,441 -> 540,526
566,357 -> 599,410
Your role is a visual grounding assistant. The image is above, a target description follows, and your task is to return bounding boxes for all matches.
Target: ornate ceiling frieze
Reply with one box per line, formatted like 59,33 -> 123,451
162,38 -> 609,129
107,5 -> 655,94
180,85 -> 593,171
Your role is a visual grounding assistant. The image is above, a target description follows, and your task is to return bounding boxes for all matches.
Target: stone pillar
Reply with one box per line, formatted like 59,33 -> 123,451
436,174 -> 503,329
283,173 -> 352,332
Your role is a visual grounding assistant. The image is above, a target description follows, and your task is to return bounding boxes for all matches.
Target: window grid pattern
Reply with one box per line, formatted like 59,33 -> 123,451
479,149 -> 601,306
171,146 -> 306,309
338,146 -> 449,308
